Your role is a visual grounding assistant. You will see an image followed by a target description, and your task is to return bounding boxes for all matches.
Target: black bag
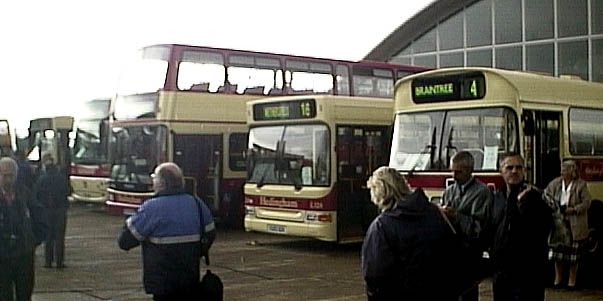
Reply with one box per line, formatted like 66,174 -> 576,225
548,210 -> 571,248
198,269 -> 223,301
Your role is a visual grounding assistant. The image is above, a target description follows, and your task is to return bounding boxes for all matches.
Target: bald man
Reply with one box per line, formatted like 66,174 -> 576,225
0,157 -> 47,301
118,162 -> 216,301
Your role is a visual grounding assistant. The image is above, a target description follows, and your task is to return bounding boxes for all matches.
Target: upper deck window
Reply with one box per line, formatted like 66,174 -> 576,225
177,51 -> 225,92
117,46 -> 169,95
336,65 -> 350,96
353,67 -> 394,98
285,60 -> 333,94
227,55 -> 282,95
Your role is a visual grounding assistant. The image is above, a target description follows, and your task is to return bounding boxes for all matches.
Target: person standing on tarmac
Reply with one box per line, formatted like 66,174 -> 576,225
361,166 -> 462,301
441,151 -> 492,300
487,153 -> 553,300
14,150 -> 34,189
118,162 -> 216,301
0,157 -> 47,301
35,154 -> 70,269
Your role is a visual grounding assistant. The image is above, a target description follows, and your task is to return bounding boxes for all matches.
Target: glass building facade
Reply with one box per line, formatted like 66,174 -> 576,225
388,0 -> 603,82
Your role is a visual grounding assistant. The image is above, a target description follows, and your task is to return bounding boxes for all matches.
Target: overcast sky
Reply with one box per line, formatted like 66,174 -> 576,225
0,0 -> 432,133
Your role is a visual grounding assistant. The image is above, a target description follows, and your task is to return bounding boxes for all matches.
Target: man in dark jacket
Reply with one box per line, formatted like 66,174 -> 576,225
36,155 -> 70,268
15,150 -> 34,189
488,153 -> 552,300
118,162 -> 216,301
0,157 -> 47,301
362,167 -> 461,300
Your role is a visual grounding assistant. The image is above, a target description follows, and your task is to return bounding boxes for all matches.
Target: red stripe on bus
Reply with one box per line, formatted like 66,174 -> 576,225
245,190 -> 337,211
111,119 -> 246,125
577,159 -> 603,181
70,164 -> 110,177
406,175 -> 505,190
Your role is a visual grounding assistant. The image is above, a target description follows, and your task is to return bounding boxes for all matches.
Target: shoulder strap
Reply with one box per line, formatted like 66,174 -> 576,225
432,203 -> 457,235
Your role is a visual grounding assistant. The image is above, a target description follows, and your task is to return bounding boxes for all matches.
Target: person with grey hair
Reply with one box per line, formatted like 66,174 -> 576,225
488,153 -> 552,300
441,151 -> 492,301
361,166 -> 463,300
0,157 -> 47,301
118,162 -> 216,300
544,160 -> 591,289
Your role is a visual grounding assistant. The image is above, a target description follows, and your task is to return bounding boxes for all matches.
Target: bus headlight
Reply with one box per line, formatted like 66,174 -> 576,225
245,206 -> 255,216
306,212 -> 332,223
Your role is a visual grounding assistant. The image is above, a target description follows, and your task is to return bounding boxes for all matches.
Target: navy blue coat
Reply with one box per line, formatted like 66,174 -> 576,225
361,189 -> 463,301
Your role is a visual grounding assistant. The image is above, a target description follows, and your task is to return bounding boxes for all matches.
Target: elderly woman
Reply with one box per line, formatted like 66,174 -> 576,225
545,160 -> 591,289
361,166 -> 461,300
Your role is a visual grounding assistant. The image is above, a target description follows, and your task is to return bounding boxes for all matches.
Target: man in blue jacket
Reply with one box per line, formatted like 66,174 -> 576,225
118,162 -> 216,301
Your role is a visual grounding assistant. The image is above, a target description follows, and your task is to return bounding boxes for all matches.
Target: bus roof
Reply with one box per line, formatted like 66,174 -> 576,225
396,67 -> 603,109
150,43 -> 428,72
29,116 -> 74,132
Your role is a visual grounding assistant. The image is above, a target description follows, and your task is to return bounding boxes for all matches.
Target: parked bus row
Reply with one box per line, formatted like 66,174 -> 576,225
242,67 -> 603,244
104,43 -> 428,226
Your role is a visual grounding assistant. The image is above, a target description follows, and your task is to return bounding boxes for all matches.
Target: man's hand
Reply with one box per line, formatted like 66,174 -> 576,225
441,205 -> 456,219
517,185 -> 533,201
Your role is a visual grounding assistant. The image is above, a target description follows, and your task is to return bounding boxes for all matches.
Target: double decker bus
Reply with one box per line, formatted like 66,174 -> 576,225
24,116 -> 74,175
69,98 -> 111,203
0,119 -> 12,156
106,43 -> 427,223
389,67 -> 603,205
244,95 -> 392,242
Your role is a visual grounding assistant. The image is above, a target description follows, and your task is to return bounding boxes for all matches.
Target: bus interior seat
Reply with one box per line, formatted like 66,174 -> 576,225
217,83 -> 237,93
464,149 -> 483,170
268,88 -> 283,95
190,83 -> 210,92
574,141 -> 593,155
244,86 -> 265,95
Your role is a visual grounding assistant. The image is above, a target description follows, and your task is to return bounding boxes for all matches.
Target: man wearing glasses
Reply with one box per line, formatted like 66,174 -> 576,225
488,153 -> 553,300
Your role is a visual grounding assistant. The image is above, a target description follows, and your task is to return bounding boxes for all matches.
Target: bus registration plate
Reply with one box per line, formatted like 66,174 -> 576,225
267,224 -> 286,233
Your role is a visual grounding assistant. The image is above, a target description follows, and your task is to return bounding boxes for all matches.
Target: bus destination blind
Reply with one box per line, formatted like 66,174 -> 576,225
254,99 -> 316,121
411,72 -> 486,103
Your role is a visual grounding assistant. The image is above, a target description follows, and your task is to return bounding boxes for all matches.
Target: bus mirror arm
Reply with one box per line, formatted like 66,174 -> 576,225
522,112 -> 535,136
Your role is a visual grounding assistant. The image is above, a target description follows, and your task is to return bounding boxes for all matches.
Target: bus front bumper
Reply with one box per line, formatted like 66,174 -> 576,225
244,213 -> 337,242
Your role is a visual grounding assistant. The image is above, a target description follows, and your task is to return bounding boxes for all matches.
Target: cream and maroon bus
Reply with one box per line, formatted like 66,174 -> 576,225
244,95 -> 392,242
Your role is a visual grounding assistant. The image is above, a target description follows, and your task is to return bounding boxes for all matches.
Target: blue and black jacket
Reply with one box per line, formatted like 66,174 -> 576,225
117,188 -> 215,295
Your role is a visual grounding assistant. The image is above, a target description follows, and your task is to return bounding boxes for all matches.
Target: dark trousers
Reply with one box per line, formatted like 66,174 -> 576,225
45,208 -> 67,267
460,284 -> 479,301
0,252 -> 35,301
492,271 -> 545,301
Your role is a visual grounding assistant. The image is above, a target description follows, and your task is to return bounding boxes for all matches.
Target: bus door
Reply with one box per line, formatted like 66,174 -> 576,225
173,134 -> 223,212
522,110 -> 561,188
336,126 -> 389,241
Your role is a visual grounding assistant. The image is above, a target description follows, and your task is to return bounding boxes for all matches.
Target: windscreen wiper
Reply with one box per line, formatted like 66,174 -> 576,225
444,126 -> 456,168
408,126 -> 437,177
